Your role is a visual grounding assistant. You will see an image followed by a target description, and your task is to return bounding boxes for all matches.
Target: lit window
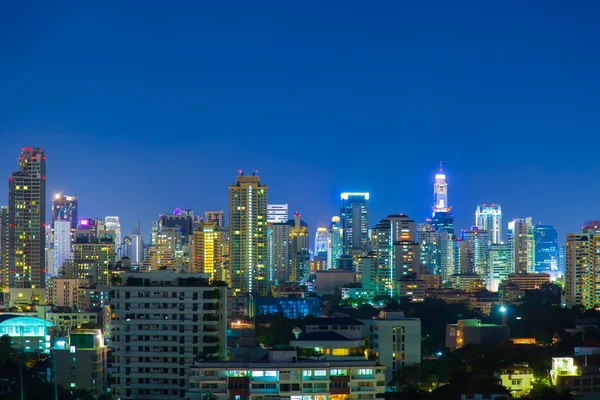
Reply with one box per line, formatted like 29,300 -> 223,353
251,371 -> 264,377
332,348 -> 350,356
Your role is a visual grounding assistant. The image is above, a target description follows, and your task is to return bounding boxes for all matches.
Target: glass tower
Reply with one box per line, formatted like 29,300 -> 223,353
533,224 -> 559,275
340,192 -> 369,255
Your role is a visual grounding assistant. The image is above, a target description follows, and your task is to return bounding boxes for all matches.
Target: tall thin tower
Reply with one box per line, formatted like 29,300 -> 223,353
229,171 -> 268,296
8,147 -> 46,289
433,161 -> 451,214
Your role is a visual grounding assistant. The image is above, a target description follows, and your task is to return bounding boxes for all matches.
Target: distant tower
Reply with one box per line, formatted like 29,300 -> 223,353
204,211 -> 225,228
52,194 -> 78,230
314,226 -> 328,256
340,193 -> 369,255
105,216 -> 122,247
8,147 -> 46,289
475,204 -> 502,244
507,218 -> 534,274
433,161 -> 451,214
267,204 -> 288,224
327,216 -> 342,269
130,221 -> 144,265
53,220 -> 71,276
229,171 -> 268,296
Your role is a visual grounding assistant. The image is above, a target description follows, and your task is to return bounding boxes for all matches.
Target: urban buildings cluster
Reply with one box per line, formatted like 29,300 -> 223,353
0,146 -> 596,400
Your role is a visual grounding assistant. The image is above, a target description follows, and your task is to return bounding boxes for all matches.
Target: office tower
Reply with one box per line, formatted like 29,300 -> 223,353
53,329 -> 108,397
267,204 -> 288,224
110,270 -> 227,400
564,233 -> 592,308
314,226 -> 328,256
53,220 -> 72,277
436,231 -> 455,280
559,245 -> 566,276
229,172 -> 268,296
191,221 -> 223,281
358,253 -> 377,292
461,227 -> 491,287
453,239 -> 473,274
433,164 -> 450,213
52,194 -> 78,229
269,222 -> 291,283
507,218 -> 534,274
158,209 -> 194,243
340,192 -> 369,255
130,221 -> 144,265
8,147 -> 46,289
475,204 -> 502,244
204,210 -> 225,228
327,216 -> 342,269
289,213 -> 309,282
105,216 -> 121,249
431,211 -> 454,236
417,222 -> 438,275
489,244 -> 511,292
70,221 -> 116,286
0,206 -> 8,289
155,227 -> 183,268
534,224 -> 559,275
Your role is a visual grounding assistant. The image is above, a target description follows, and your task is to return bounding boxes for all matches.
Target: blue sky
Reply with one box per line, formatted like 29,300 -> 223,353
1,1 -> 599,241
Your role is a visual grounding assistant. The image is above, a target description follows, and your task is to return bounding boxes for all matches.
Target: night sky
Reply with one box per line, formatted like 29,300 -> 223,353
1,2 -> 600,242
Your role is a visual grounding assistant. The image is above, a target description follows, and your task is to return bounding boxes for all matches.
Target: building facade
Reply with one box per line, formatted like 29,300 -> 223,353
475,204 -> 502,244
229,173 -> 268,296
110,270 -> 227,400
340,193 -> 369,255
507,218 -> 534,274
190,222 -> 223,281
327,216 -> 342,269
53,220 -> 72,277
52,194 -> 78,230
267,204 -> 288,224
8,147 -> 46,289
533,224 -> 559,275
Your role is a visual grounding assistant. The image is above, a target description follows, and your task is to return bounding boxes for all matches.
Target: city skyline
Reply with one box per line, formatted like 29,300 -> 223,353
0,148 -> 589,245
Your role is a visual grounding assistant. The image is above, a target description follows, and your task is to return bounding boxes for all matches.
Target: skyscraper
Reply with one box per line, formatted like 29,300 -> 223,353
0,206 -> 8,289
289,213 -> 309,282
130,221 -> 144,265
191,221 -> 223,281
327,216 -> 342,269
507,218 -> 534,274
433,163 -> 451,214
269,222 -> 291,283
461,227 -> 491,287
267,204 -> 288,224
489,244 -> 511,292
340,192 -> 369,255
204,210 -> 225,228
53,220 -> 71,277
533,224 -> 559,275
52,194 -> 78,230
475,204 -> 502,244
564,221 -> 600,309
314,226 -> 328,256
8,147 -> 46,289
229,172 -> 268,296
105,216 -> 122,248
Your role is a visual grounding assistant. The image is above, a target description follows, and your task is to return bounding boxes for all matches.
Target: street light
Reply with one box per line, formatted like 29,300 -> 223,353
500,305 -> 507,326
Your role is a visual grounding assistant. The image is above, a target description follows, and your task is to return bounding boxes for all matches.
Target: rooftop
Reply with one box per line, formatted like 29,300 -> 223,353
305,317 -> 364,326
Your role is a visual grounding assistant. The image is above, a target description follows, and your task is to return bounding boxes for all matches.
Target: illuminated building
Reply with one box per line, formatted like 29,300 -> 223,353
104,216 -> 121,249
53,220 -> 71,277
497,364 -> 534,397
130,221 -> 143,265
269,221 -> 290,283
461,227 -> 491,288
0,206 -> 8,289
229,172 -> 268,296
314,226 -> 328,256
8,147 -> 46,289
563,223 -> 600,308
52,194 -> 78,229
46,277 -> 88,308
71,225 -> 116,286
489,244 -> 511,292
140,245 -> 174,271
111,270 -> 227,400
453,239 -> 473,274
187,350 -> 386,400
191,221 -> 223,281
267,203 -> 288,223
417,221 -> 438,275
327,216 -> 342,269
357,253 -> 377,292
507,218 -> 534,274
53,329 -> 108,396
340,192 -> 369,255
154,227 -> 183,268
445,319 -> 509,351
204,210 -> 225,227
289,213 -> 310,282
0,315 -> 55,353
475,204 -> 502,244
158,209 -> 194,242
433,162 -> 450,214
253,296 -> 321,319
371,214 -> 419,295
534,224 -> 559,275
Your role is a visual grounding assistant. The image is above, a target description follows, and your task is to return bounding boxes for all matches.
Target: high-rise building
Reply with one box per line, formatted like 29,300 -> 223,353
105,216 -> 121,249
269,222 -> 291,283
340,192 -> 369,255
110,270 -> 227,400
564,233 -> 592,308
417,222 -> 438,276
0,206 -> 8,289
8,147 -> 46,289
461,227 -> 491,287
52,194 -> 78,230
327,216 -> 342,269
229,172 -> 268,296
534,224 -> 559,275
289,213 -> 309,282
130,221 -> 144,265
191,221 -> 223,281
53,220 -> 72,277
475,204 -> 502,244
507,218 -> 535,274
433,163 -> 451,214
72,238 -> 116,286
267,204 -> 288,224
158,209 -> 194,243
314,226 -> 328,256
431,211 -> 454,236
489,244 -> 511,292
204,210 -> 225,228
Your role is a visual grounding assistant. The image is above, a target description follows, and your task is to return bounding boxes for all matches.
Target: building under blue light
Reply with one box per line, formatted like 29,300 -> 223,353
0,314 -> 55,353
253,297 -> 321,319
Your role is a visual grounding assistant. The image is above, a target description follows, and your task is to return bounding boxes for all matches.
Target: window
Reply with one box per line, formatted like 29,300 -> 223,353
332,348 -> 350,356
251,371 -> 265,377
314,370 -> 327,376
511,379 -> 522,385
330,369 -> 348,376
358,369 -> 373,375
303,370 -> 312,377
264,371 -> 277,377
